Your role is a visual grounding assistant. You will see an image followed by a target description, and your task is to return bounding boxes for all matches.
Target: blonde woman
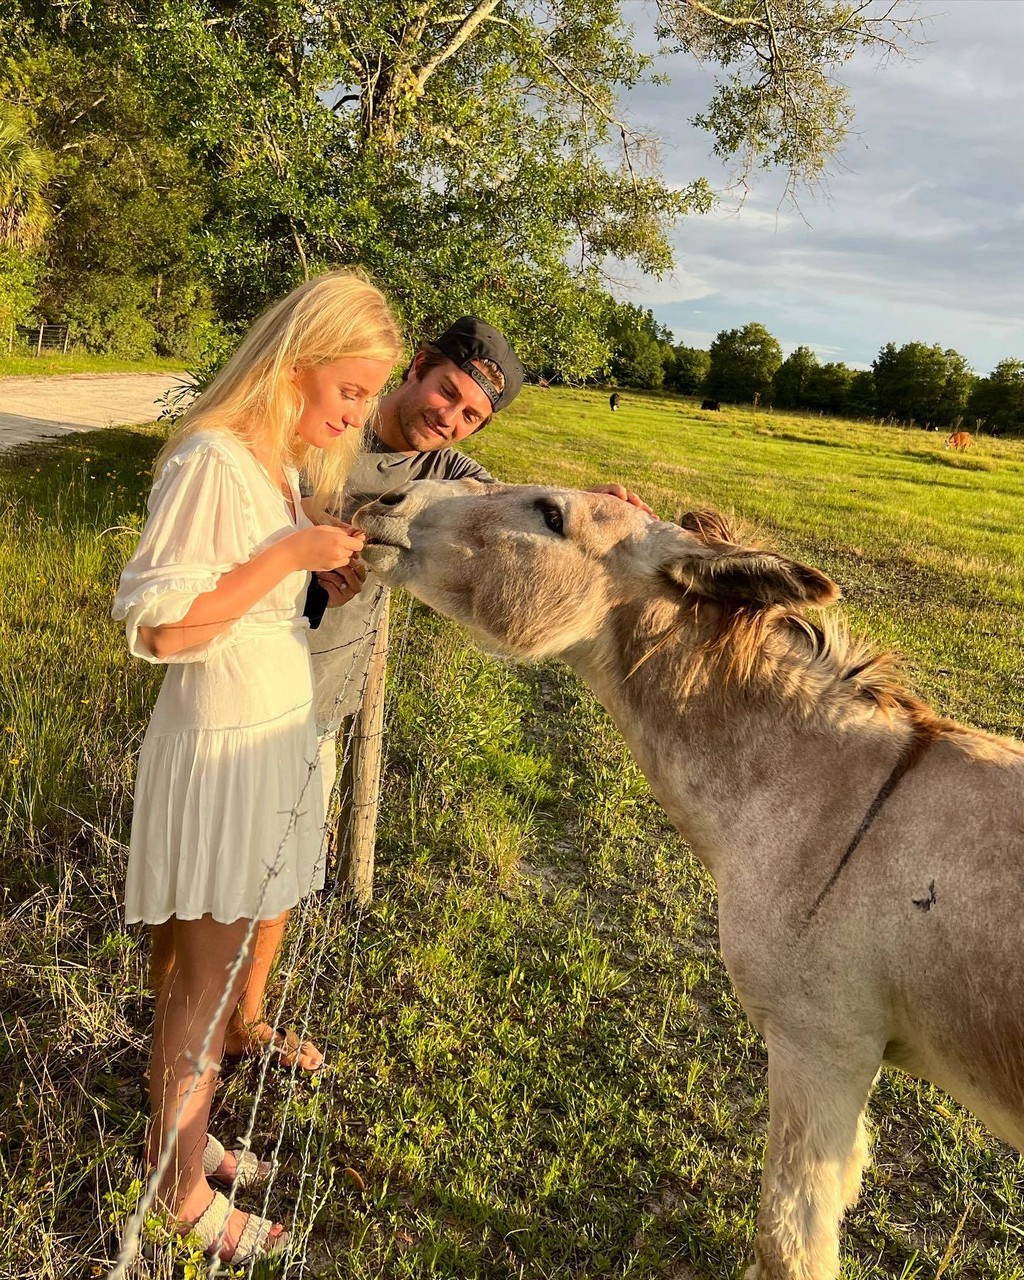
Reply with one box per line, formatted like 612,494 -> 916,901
113,269 -> 401,1263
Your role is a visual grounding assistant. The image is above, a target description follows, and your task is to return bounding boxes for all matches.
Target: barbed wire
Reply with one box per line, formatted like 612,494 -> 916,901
107,581 -> 407,1277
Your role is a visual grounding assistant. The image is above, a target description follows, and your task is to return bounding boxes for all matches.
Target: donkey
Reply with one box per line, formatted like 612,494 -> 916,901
356,480 -> 1024,1280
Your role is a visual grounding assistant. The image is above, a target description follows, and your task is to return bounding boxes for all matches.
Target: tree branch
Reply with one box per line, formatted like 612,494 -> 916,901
414,0 -> 501,93
680,0 -> 768,30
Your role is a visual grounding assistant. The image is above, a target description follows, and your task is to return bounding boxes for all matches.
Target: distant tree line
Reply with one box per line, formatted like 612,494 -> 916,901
601,310 -> 1024,435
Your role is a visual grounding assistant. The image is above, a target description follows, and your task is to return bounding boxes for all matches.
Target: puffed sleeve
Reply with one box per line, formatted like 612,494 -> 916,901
112,438 -> 256,663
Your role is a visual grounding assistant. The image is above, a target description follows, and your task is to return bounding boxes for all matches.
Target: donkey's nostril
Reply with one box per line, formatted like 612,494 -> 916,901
377,491 -> 406,507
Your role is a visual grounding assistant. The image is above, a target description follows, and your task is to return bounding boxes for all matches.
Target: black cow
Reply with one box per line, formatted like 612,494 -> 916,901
609,392 -> 620,411
701,399 -> 721,411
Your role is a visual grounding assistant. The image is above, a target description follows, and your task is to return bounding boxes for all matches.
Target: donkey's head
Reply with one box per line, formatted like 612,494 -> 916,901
355,481 -> 838,659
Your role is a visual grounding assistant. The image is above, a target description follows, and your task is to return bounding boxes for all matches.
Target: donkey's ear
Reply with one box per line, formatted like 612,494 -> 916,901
664,546 -> 839,608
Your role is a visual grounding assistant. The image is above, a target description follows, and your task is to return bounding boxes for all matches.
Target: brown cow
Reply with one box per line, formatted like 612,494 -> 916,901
945,431 -> 972,451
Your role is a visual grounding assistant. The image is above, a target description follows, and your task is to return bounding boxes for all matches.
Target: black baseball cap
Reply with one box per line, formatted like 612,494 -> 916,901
433,317 -> 524,413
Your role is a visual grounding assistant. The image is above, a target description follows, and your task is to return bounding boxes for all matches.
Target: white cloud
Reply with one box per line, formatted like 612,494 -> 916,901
613,0 -> 1024,373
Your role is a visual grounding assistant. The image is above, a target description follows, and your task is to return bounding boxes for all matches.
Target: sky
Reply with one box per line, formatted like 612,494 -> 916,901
615,0 -> 1024,374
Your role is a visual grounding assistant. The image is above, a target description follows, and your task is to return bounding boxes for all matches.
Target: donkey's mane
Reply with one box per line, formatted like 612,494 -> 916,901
711,603 -> 933,719
675,509 -> 940,727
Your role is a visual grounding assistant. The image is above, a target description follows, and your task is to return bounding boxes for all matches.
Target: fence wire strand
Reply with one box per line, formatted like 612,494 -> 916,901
107,584 -> 408,1278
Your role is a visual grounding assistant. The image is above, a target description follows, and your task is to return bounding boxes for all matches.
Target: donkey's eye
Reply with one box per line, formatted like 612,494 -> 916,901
537,501 -> 564,535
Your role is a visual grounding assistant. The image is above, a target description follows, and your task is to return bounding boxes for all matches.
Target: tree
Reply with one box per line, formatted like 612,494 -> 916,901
773,345 -> 818,408
936,349 -> 975,427
969,359 -> 1024,435
873,341 -> 974,427
94,0 -> 712,377
656,0 -> 921,197
847,369 -> 875,418
0,103 -> 50,335
3,0 -> 920,373
604,302 -> 668,389
670,344 -> 711,394
805,361 -> 853,415
706,322 -> 782,404
1,26 -> 217,357
0,104 -> 51,250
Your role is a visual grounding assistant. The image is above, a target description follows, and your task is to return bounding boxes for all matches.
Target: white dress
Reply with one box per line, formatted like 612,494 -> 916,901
113,429 -> 327,925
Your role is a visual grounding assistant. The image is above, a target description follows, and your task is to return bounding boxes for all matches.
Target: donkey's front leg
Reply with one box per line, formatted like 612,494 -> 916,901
744,1039 -> 880,1280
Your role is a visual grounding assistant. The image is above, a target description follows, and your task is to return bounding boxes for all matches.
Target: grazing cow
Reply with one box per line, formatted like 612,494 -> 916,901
609,392 -> 620,412
945,431 -> 972,451
701,398 -> 721,411
357,479 -> 1024,1280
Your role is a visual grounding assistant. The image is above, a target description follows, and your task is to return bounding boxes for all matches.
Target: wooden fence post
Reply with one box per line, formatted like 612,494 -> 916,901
36,323 -> 44,357
342,599 -> 389,904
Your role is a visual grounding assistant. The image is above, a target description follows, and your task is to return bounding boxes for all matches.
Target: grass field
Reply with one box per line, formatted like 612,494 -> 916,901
1,390 -> 1022,1279
0,351 -> 184,379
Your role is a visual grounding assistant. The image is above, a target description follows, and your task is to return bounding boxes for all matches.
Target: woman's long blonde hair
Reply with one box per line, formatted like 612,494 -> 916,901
158,268 -> 403,517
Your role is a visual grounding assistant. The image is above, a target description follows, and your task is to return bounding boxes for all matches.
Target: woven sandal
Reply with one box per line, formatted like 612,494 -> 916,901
201,1133 -> 272,1191
224,1023 -> 324,1073
266,1025 -> 324,1072
188,1189 -> 289,1264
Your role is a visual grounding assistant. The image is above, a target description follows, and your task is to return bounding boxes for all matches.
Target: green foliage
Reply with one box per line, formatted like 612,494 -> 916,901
772,344 -> 818,408
969,358 -> 1024,435
657,0 -> 921,197
847,368 -> 875,417
60,274 -> 157,359
1,24 -> 216,357
773,347 -> 863,417
0,0 -> 922,378
0,102 -> 52,248
666,343 -> 710,394
805,360 -> 853,414
705,321 -> 782,404
873,341 -> 975,428
0,243 -> 41,332
58,0 -> 708,378
603,301 -> 669,389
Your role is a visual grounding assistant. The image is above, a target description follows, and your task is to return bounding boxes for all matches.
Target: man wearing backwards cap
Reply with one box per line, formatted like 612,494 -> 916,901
306,315 -> 650,728
213,318 -> 650,1074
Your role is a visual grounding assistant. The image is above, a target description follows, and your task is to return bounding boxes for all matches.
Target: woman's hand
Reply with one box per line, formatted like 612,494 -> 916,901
287,524 -> 365,573
317,560 -> 367,608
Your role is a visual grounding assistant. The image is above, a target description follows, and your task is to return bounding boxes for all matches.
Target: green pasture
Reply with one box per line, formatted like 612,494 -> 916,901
1,391 -> 1022,1279
0,351 -> 184,379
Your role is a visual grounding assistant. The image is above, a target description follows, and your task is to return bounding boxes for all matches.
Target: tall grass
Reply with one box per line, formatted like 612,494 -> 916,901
1,395 -> 1022,1278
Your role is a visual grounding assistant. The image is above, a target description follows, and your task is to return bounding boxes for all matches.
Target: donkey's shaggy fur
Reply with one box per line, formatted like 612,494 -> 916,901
357,480 -> 1024,1280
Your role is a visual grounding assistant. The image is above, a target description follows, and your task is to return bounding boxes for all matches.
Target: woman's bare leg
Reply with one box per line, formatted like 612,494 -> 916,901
223,910 -> 324,1071
148,916 -> 252,1226
152,912 -> 323,1072
149,919 -> 176,998
147,913 -> 287,1256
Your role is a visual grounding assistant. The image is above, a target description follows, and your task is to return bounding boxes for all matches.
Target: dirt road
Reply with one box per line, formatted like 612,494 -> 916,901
0,372 -> 186,451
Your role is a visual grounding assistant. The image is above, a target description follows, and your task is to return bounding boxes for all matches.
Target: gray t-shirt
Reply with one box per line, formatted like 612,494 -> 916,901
307,434 -> 492,731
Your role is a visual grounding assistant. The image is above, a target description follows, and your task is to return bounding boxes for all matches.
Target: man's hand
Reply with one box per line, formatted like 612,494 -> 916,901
317,560 -> 368,608
588,483 -> 656,518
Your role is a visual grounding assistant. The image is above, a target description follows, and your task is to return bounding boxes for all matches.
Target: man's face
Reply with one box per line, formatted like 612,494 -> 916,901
392,354 -> 496,452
